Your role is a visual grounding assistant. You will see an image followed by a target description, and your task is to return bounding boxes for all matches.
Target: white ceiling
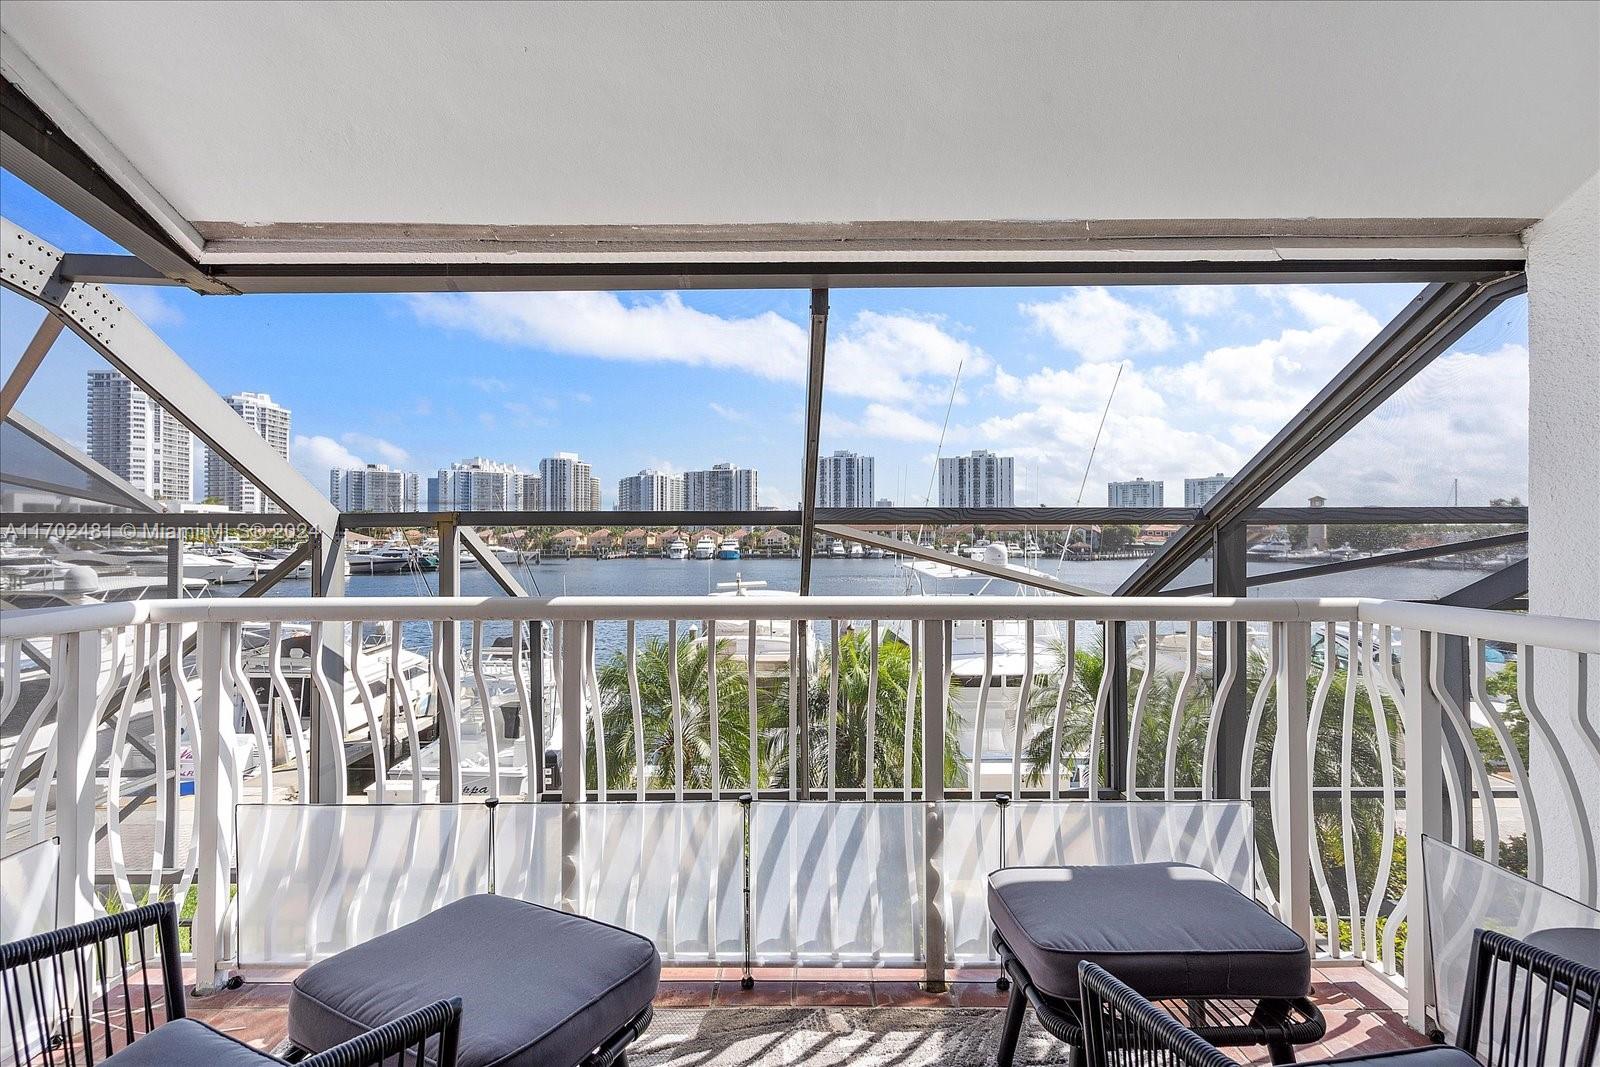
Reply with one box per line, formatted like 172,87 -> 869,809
2,1 -> 1597,245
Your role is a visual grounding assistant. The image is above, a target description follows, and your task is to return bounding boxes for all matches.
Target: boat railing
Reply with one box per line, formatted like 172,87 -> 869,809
1,594 -> 1594,1017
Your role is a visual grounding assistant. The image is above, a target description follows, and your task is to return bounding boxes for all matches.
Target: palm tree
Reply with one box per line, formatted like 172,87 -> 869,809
807,626 -> 967,792
591,634 -> 790,792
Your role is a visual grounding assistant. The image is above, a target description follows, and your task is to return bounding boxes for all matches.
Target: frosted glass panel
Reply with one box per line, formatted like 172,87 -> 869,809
236,805 -> 491,963
1004,800 -> 1256,894
753,802 -> 923,964
940,802 -> 1002,962
0,838 -> 57,943
494,801 -> 744,962
1424,836 -> 1600,1040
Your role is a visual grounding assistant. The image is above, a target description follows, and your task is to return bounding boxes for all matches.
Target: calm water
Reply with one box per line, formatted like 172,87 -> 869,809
248,555 -> 1495,660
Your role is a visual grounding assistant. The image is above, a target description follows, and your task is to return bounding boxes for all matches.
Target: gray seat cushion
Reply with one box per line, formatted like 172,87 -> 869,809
1523,926 -> 1600,965
1311,1046 -> 1479,1067
989,862 -> 1310,1001
290,894 -> 659,1067
102,1018 -> 280,1065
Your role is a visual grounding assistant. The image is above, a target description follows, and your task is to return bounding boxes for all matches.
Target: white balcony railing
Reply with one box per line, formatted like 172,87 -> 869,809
2,596 -> 1595,1023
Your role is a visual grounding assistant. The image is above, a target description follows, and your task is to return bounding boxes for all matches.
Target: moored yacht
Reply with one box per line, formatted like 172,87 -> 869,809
717,537 -> 742,560
693,534 -> 716,560
664,537 -> 689,560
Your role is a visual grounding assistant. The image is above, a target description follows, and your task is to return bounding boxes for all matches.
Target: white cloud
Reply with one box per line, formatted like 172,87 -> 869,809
1171,286 -> 1239,317
708,401 -> 751,423
1021,288 -> 1176,362
408,293 -> 982,406
341,432 -> 409,465
464,376 -> 511,393
110,286 -> 185,327
291,434 -> 362,482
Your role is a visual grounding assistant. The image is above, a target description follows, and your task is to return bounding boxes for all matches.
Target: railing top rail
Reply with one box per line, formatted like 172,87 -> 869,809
4,595 -> 1596,652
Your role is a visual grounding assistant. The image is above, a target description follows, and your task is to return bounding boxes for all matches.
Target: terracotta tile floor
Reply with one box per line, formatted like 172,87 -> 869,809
190,962 -> 1425,1061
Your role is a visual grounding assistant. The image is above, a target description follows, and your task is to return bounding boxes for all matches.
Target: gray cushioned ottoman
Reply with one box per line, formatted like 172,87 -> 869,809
102,1018 -> 281,1065
988,861 -> 1311,1001
289,894 -> 659,1067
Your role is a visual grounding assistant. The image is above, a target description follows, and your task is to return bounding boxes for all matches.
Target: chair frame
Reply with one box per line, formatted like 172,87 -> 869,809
994,929 -> 1326,1067
1076,928 -> 1600,1067
2,901 -> 462,1067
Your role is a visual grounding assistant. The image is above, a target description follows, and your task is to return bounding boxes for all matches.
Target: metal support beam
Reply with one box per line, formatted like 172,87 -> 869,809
1435,558 -> 1529,610
0,75 -> 228,293
1212,523 -> 1250,797
1163,531 -> 1528,596
798,288 -> 828,594
818,523 -> 1097,596
58,253 -> 177,286
0,314 -> 62,419
307,532 -> 347,803
1,217 -> 337,532
4,411 -> 161,511
1104,622 -> 1130,796
461,526 -> 530,596
238,540 -> 314,598
1120,275 -> 1525,596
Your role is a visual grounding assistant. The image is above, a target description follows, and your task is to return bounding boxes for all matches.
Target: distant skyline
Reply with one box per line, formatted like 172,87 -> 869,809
2,171 -> 1531,510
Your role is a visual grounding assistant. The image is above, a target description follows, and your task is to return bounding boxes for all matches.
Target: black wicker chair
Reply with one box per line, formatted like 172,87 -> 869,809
1077,929 -> 1600,1067
1,901 -> 462,1066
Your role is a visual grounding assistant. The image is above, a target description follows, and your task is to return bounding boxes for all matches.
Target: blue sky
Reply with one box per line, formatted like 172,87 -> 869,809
1,171 -> 1530,510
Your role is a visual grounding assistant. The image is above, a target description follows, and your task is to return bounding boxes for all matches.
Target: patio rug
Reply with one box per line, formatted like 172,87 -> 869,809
631,1007 -> 1069,1066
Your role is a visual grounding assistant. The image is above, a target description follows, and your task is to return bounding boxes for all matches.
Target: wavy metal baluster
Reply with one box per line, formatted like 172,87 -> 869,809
586,622 -> 606,799
1200,623 -> 1240,800
472,623 -> 499,802
1050,623 -> 1076,799
0,640 -> 20,752
391,620 -> 423,800
1126,621 -> 1156,796
353,623 -> 388,791
669,621 -> 683,801
747,620 -> 759,792
903,620 -> 919,799
104,625 -> 152,910
970,621 -> 993,797
1469,637 -> 1541,883
168,622 -> 204,904
1012,620 -> 1034,797
0,635 -> 66,849
1358,622 -> 1401,966
626,622 -> 645,799
1430,631 -> 1498,863
826,621 -> 840,800
1370,624 -> 1408,970
707,619 -> 721,800
1240,622 -> 1280,907
1338,622 -> 1367,958
511,623 -> 536,799
429,621 -> 461,803
267,622 -> 310,800
1305,622 -> 1341,957
146,625 -> 170,899
866,620 -> 879,799
1088,622 -> 1115,799
1518,647 -> 1597,905
226,623 -> 273,803
1164,620 -> 1198,801
308,622 -> 349,804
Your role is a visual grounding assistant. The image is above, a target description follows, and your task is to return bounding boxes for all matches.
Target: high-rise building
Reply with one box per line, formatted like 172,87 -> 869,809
538,452 -> 600,511
1108,478 -> 1165,507
1183,473 -> 1229,508
521,474 -> 543,511
937,450 -> 1014,508
204,392 -> 290,512
684,462 -> 758,510
330,463 -> 419,512
816,450 -> 875,508
86,370 -> 194,502
618,469 -> 685,510
426,476 -> 442,511
435,457 -> 523,510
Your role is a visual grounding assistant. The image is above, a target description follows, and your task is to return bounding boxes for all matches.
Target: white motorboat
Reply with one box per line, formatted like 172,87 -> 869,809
348,546 -> 415,574
717,537 -> 742,560
696,576 -> 820,680
240,622 -> 433,741
829,540 -> 846,558
693,535 -> 716,560
1,563 -> 210,609
848,543 -> 864,558
664,538 -> 689,560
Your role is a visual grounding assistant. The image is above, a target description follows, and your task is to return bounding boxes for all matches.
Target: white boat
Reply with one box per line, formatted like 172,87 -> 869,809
347,546 -> 415,574
693,535 -> 716,560
1,563 -> 210,610
664,538 -> 689,560
830,540 -> 845,558
867,546 -> 886,559
848,543 -> 864,558
239,622 -> 433,741
696,576 -> 820,680
489,545 -> 523,565
717,537 -> 741,560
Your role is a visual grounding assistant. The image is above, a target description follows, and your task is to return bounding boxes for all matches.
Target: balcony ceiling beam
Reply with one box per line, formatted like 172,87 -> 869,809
0,314 -> 63,420
460,526 -> 530,597
57,252 -> 178,286
1118,275 -> 1528,596
0,75 -> 231,294
1435,558 -> 1529,611
817,523 -> 1098,597
0,217 -> 339,534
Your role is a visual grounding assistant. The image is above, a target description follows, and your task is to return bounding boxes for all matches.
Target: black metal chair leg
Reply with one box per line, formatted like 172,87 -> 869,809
1068,1042 -> 1087,1067
996,979 -> 1028,1066
1267,1037 -> 1296,1064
